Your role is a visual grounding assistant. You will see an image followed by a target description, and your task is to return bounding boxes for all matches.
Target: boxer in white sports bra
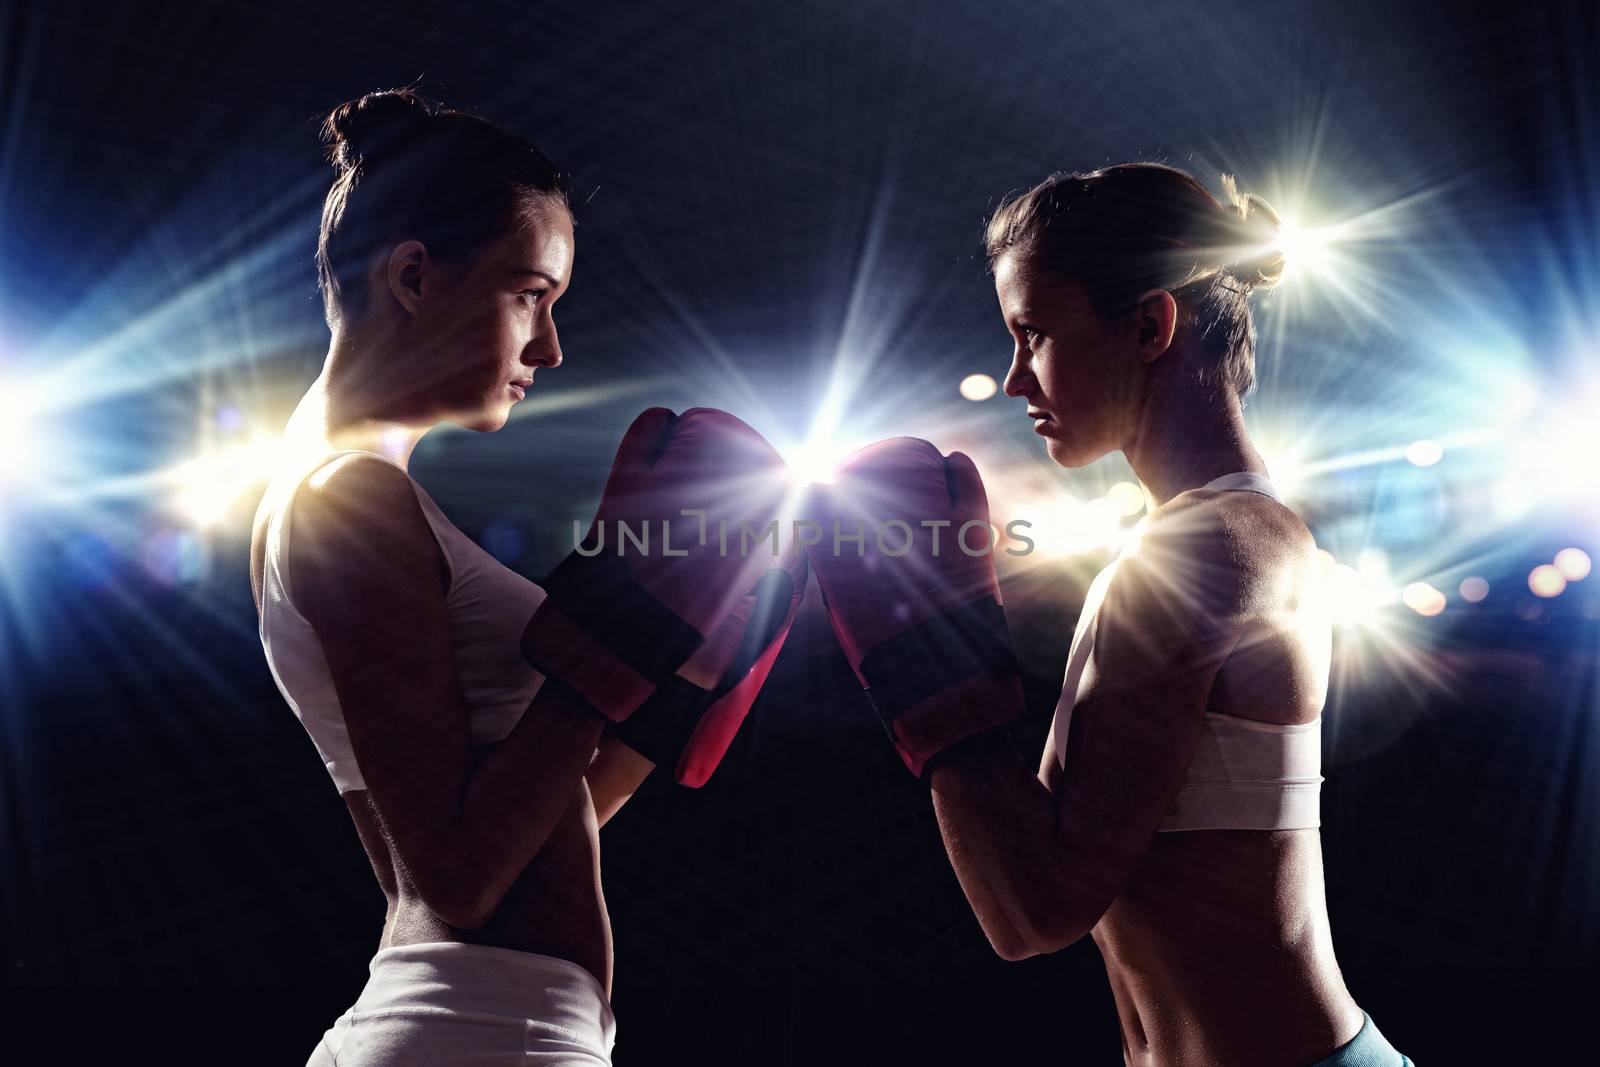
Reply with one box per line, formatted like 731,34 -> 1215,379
246,88 -> 655,1066
1048,470 -> 1325,834
922,164 -> 1411,1066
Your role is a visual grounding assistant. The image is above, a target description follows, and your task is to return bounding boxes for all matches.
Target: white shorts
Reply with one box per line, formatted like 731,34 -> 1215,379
304,941 -> 616,1066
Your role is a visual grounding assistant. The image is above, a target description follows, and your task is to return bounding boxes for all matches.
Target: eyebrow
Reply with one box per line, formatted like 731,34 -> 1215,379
511,269 -> 563,286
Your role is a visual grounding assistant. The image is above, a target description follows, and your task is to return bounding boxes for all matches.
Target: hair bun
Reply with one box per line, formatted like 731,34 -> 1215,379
321,89 -> 440,171
1218,174 -> 1287,292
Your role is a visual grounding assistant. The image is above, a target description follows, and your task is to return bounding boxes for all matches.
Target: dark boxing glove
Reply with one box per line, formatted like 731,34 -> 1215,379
521,408 -> 793,731
805,438 -> 1025,778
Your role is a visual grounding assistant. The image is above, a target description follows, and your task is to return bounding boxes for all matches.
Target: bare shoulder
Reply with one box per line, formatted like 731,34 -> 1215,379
297,451 -> 417,510
286,454 -> 449,626
1130,487 -> 1316,622
249,494 -> 273,614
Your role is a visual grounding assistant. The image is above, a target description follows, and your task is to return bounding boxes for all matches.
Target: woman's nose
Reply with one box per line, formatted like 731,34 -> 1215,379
527,320 -> 563,369
1002,348 -> 1030,398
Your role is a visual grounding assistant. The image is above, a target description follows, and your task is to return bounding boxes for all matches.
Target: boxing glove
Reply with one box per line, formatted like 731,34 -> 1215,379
805,438 -> 1025,778
521,408 -> 794,735
610,540 -> 807,786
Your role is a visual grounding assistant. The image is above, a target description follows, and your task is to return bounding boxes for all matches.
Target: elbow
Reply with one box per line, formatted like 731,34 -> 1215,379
1007,888 -> 1103,957
1006,853 -> 1124,956
1017,919 -> 1090,957
990,936 -> 1040,962
436,897 -> 496,932
421,871 -> 499,932
437,898 -> 495,932
1013,911 -> 1092,957
974,911 -> 1039,961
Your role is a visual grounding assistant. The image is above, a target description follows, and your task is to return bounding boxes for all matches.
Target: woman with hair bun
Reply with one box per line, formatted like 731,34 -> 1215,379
249,88 -> 659,1065
944,163 -> 1410,1064
806,162 -> 1412,1065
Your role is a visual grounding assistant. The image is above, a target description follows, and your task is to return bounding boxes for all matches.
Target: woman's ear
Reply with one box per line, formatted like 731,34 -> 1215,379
1132,288 -> 1177,364
385,240 -> 430,316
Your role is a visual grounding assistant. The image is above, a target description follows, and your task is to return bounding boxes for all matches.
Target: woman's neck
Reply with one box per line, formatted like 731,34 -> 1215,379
1123,373 -> 1267,509
288,333 -> 432,471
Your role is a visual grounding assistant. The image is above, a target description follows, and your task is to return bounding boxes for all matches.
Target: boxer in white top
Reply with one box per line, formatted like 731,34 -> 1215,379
250,88 -> 803,1066
806,163 -> 1409,1066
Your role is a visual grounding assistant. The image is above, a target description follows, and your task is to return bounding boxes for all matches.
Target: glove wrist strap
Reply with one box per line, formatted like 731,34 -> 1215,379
856,596 -> 1027,778
523,551 -> 709,721
609,676 -> 716,767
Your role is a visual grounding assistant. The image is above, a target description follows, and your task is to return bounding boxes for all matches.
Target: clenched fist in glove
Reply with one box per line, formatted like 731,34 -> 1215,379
805,438 -> 1026,778
521,407 -> 805,786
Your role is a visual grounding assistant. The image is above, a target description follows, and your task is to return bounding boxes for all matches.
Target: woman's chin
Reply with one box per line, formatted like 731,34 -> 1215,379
1046,435 -> 1099,469
447,406 -> 511,433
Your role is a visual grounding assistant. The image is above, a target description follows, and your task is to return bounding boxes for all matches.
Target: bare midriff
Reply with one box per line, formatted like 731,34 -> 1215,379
342,760 -> 613,999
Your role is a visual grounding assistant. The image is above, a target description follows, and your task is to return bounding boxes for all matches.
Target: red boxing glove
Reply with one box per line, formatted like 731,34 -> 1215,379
611,540 -> 806,786
521,408 -> 794,731
805,438 -> 1026,778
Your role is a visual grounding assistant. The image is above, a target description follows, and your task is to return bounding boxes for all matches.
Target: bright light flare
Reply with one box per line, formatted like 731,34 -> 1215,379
1326,562 -> 1387,627
1314,548 -> 1400,629
1314,548 -> 1454,701
1256,439 -> 1310,502
171,429 -> 328,528
0,381 -> 41,489
1402,581 -> 1447,616
1275,217 -> 1338,281
173,434 -> 279,526
1405,439 -> 1443,467
1500,379 -> 1600,516
1105,481 -> 1147,517
782,438 -> 853,486
1357,547 -> 1390,585
999,491 -> 1132,561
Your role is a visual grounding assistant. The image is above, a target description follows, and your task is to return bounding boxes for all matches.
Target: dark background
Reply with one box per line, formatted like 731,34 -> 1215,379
2,0 -> 1597,1062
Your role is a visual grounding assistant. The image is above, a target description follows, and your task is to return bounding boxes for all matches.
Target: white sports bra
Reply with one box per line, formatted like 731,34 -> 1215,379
1047,471 -> 1323,832
257,449 -> 548,794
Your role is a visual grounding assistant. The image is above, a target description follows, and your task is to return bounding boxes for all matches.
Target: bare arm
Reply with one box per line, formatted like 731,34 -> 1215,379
929,513 -> 1251,955
924,738 -> 1039,960
292,455 -> 605,929
586,737 -> 655,827
929,729 -> 1106,956
580,586 -> 780,824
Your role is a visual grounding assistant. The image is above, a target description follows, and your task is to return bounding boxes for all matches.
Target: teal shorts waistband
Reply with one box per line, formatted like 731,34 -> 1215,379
1308,1011 -> 1412,1067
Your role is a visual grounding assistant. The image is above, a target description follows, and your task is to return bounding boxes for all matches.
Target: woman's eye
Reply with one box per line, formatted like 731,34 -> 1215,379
1020,325 -> 1042,345
519,288 -> 549,306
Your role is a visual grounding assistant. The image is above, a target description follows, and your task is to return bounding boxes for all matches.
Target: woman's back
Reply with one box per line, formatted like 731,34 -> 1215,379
250,448 -> 612,992
1073,488 -> 1361,1066
253,449 -> 547,790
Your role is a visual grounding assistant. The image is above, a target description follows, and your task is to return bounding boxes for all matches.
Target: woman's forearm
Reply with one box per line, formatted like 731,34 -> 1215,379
451,680 -> 608,925
928,731 -> 1095,955
586,735 -> 656,827
926,761 -> 1039,959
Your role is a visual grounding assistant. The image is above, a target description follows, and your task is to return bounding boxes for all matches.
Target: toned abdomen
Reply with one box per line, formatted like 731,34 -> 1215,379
1093,828 -> 1362,1067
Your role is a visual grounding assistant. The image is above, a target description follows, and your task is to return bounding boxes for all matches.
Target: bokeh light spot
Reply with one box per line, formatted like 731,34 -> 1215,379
959,374 -> 997,402
1529,564 -> 1567,598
